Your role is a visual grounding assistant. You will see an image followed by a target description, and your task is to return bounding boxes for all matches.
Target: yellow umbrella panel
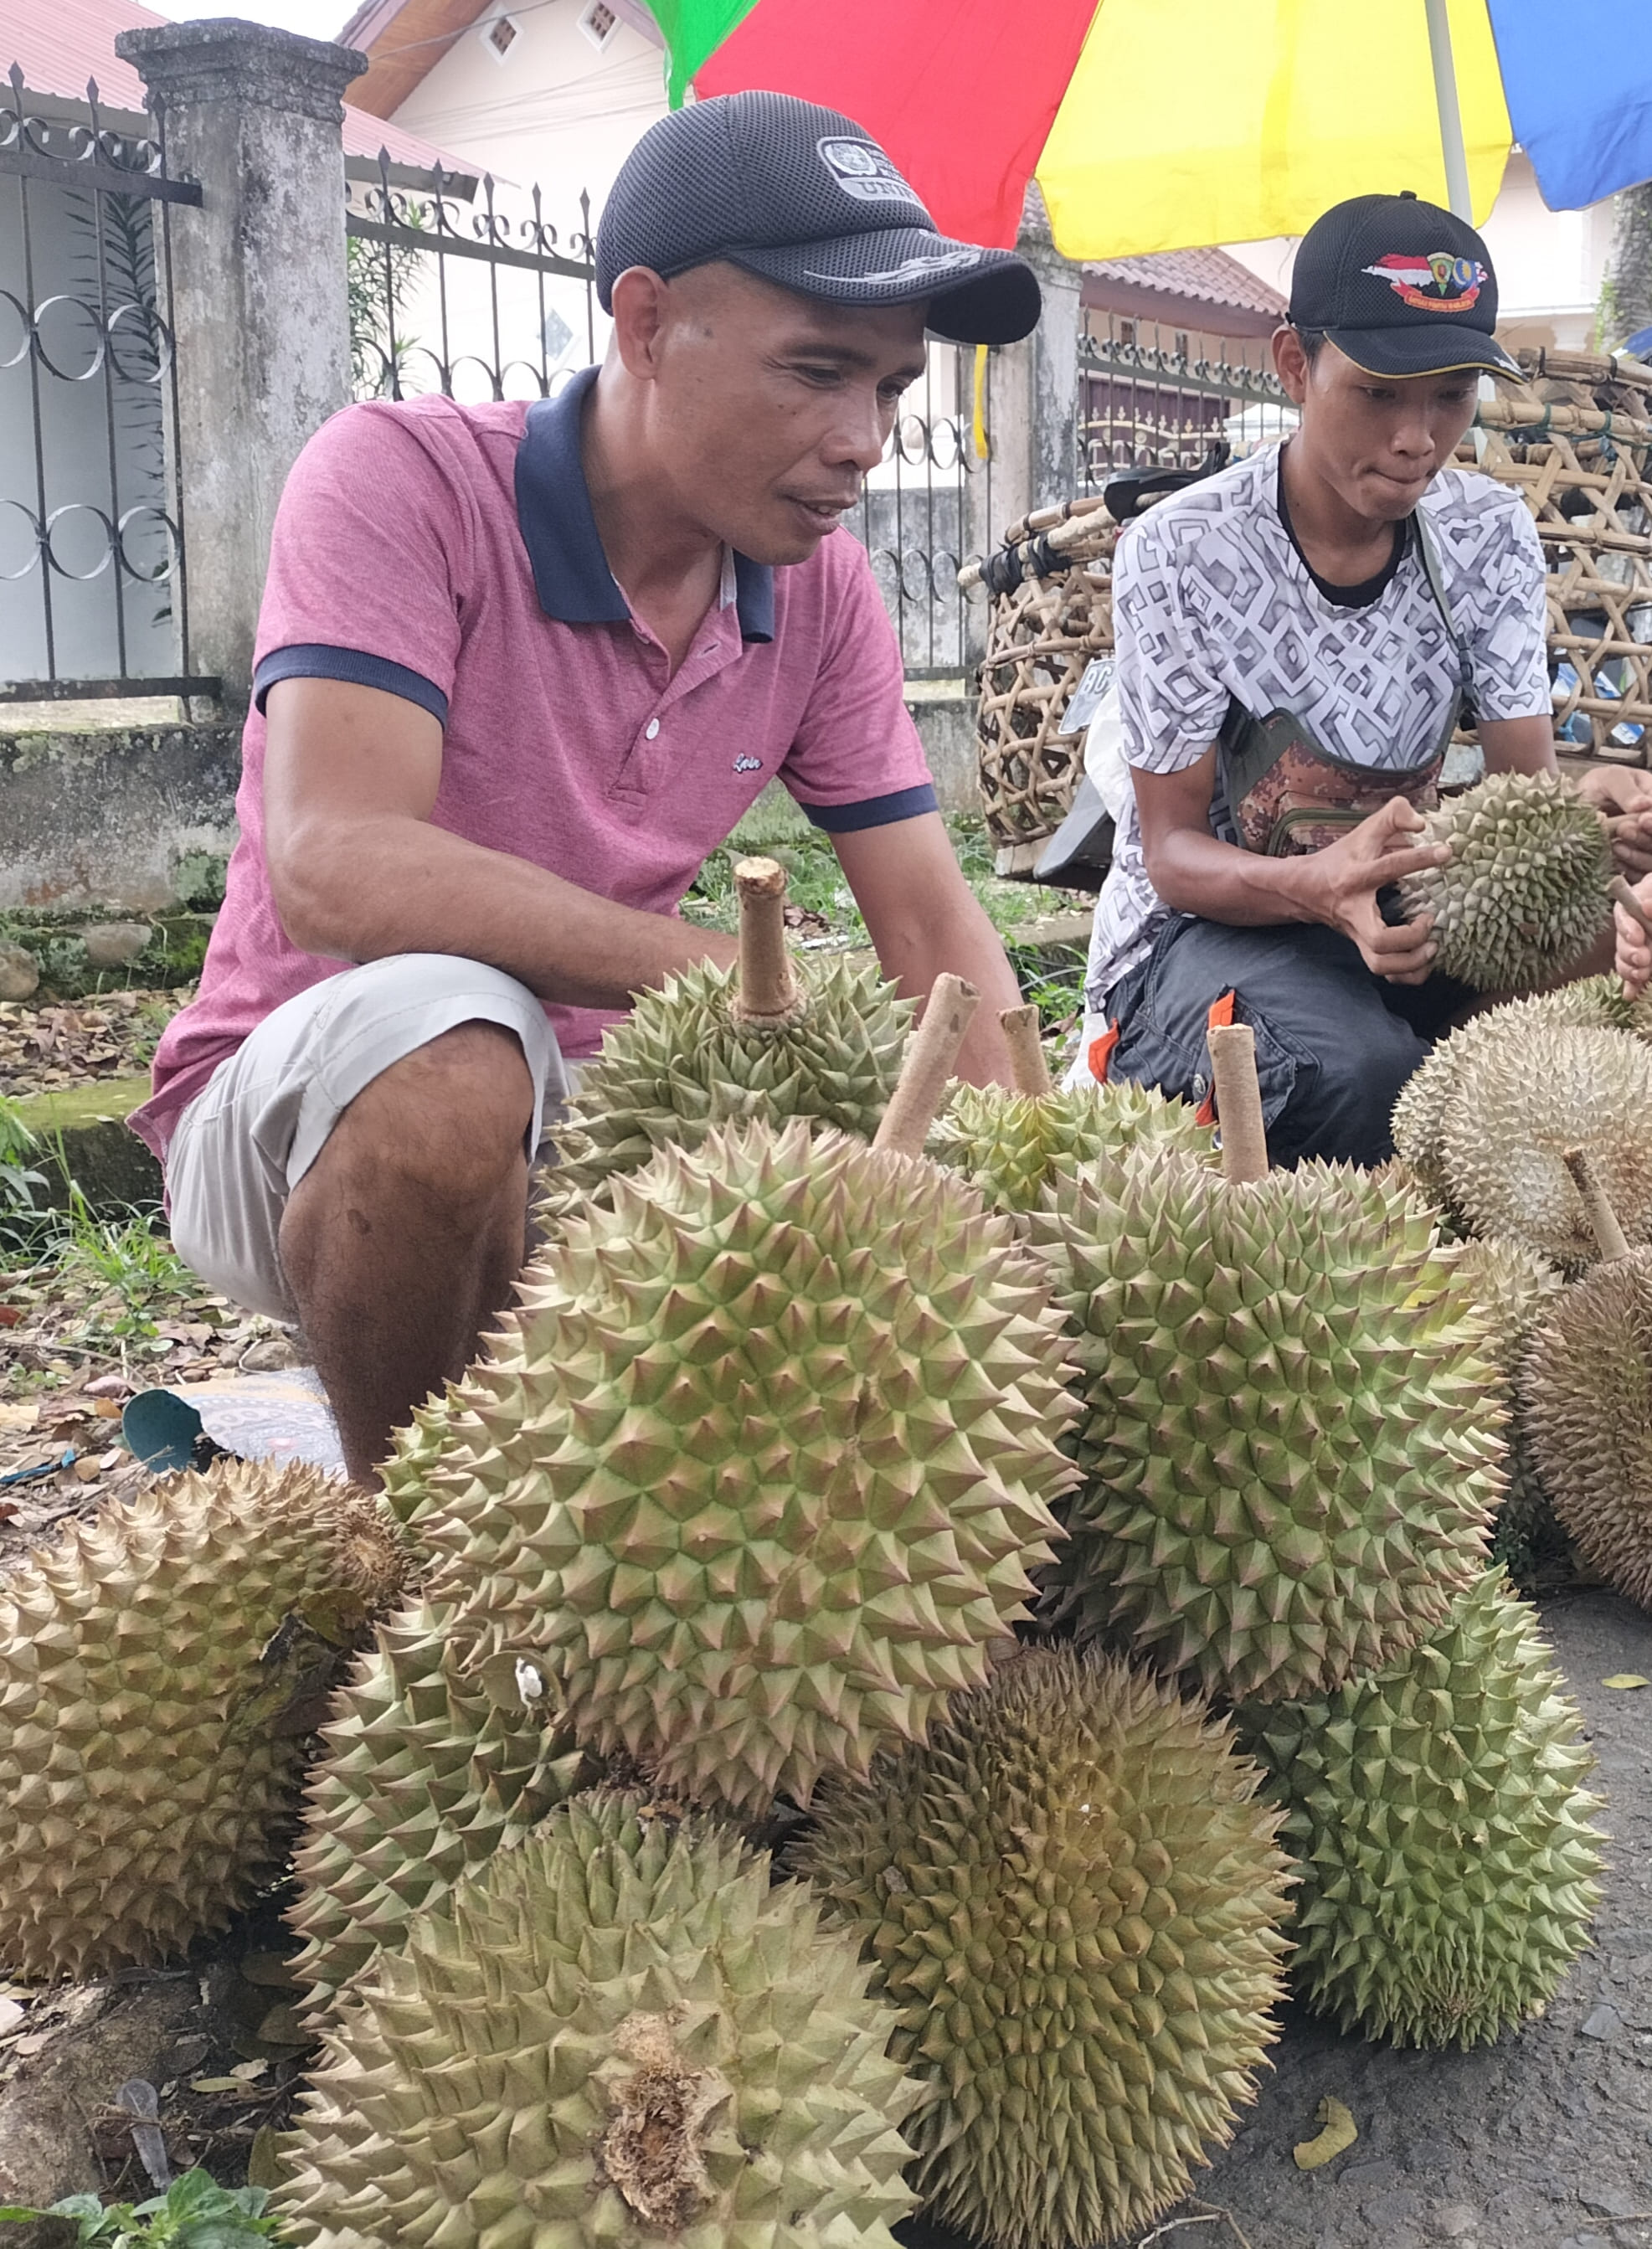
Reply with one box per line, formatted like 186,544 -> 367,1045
1037,0 -> 1513,260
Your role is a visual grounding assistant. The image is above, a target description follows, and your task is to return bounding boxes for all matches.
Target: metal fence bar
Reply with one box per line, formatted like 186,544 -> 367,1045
0,672 -> 218,702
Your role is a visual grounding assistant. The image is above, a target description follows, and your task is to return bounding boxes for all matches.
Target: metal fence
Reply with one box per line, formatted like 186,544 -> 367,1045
0,65 -> 214,704
1078,308 -> 1296,485
850,341 -> 986,678
346,150 -> 983,677
346,150 -> 598,406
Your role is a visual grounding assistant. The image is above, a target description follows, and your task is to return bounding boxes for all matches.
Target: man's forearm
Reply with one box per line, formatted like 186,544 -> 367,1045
1144,825 -> 1324,929
272,810 -> 735,1009
872,895 -> 1024,1086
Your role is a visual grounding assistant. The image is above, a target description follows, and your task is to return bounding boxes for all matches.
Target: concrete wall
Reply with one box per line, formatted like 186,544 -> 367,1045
0,721 -> 239,912
906,682 -> 975,814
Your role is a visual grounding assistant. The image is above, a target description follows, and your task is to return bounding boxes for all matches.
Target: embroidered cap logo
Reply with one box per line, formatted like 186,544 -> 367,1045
1361,250 -> 1489,314
816,135 -> 929,211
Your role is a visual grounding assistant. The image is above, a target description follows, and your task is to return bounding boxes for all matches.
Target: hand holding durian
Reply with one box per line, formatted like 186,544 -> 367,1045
0,870 -> 1617,2249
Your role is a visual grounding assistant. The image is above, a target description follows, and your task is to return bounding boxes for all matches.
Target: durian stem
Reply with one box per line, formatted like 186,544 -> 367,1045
1611,873 -> 1652,939
999,1003 -> 1053,1097
732,856 -> 804,1026
1207,1023 -> 1269,1185
873,974 -> 980,1155
1563,1145 -> 1632,1262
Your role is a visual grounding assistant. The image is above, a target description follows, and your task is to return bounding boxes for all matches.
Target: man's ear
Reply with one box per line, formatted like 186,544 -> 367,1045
1272,323 -> 1310,408
608,266 -> 672,381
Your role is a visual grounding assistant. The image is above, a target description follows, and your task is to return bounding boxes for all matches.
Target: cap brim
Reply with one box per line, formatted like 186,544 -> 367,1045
1325,322 -> 1524,380
728,226 -> 1042,345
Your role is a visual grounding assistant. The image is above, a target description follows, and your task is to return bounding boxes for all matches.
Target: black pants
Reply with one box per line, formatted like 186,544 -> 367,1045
1105,916 -> 1472,1167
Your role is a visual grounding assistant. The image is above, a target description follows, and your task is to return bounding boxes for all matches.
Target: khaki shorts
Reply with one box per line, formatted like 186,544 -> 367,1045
166,954 -> 567,1323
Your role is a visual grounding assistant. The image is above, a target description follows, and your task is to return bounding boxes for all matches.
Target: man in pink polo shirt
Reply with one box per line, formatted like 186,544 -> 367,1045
132,90 -> 1041,1486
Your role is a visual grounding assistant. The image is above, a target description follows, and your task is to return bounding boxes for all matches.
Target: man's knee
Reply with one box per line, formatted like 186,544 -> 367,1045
324,1019 -> 535,1201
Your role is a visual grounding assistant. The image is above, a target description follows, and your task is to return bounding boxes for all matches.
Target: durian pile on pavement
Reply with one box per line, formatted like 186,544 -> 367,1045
0,858 -> 1614,2249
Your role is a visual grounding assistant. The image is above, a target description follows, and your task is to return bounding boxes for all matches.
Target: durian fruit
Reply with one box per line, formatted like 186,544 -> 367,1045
289,1597 -> 589,2009
1395,769 -> 1610,991
929,1078 -> 1213,1217
1427,1019 -> 1652,1270
1233,1570 -> 1605,2049
1392,977 -> 1652,1207
1523,1161 -> 1652,1603
420,1112 -> 1076,1814
1447,1239 -> 1574,1589
0,1460 -> 408,1981
275,1791 -> 925,2249
1451,1235 -> 1566,1365
793,1646 -> 1293,2249
379,1393 -> 456,1529
1027,1143 -> 1503,1701
541,858 -> 913,1222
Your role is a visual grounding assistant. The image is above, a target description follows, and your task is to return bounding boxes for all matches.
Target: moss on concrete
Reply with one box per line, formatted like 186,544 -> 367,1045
17,1076 -> 162,1215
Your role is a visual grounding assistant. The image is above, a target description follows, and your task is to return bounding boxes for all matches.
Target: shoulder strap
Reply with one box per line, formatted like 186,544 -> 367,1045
1413,505 -> 1474,689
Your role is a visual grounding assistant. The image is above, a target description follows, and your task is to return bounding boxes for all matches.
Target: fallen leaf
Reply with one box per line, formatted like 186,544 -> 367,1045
254,2002 -> 310,2046
229,2059 -> 269,2082
1603,1675 -> 1649,1691
247,2125 -> 284,2190
1293,2095 -> 1358,2170
0,1308 -> 18,1328
70,1455 -> 101,1484
188,2077 -> 254,2095
239,1952 -> 301,1989
0,1403 -> 36,1432
92,1399 -> 121,1421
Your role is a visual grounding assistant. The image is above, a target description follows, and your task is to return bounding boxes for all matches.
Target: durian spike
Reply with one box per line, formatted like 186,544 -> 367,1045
999,1002 -> 1053,1096
873,973 -> 980,1155
1562,1145 -> 1632,1262
1207,1021 -> 1269,1184
731,855 -> 804,1026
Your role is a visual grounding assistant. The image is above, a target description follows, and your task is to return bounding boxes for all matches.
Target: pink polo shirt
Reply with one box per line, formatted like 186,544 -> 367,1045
132,372 -> 934,1161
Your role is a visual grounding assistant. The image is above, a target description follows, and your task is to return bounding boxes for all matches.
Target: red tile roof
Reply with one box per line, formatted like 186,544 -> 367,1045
0,0 -> 470,170
1086,246 -> 1288,320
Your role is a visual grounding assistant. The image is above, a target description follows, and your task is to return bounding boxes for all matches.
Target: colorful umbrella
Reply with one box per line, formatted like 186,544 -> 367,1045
647,0 -> 1652,259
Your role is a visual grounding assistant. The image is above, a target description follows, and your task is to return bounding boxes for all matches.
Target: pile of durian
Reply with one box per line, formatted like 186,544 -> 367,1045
0,842 -> 1629,2249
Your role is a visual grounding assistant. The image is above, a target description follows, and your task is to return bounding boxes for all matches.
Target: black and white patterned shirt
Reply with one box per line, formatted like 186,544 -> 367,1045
1079,445 -> 1552,1016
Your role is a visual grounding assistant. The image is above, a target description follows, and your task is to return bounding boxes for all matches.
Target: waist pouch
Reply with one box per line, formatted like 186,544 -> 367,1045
1219,707 -> 1445,857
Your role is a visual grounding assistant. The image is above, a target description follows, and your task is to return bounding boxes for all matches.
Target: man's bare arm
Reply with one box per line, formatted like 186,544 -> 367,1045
264,677 -> 736,1009
1134,754 -> 1450,985
831,812 -> 1022,1085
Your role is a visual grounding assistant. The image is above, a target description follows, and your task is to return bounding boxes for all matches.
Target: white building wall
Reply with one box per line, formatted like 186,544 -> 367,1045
391,0 -> 666,226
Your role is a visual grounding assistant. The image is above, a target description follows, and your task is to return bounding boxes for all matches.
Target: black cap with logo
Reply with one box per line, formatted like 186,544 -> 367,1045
1289,190 -> 1521,379
595,90 -> 1042,347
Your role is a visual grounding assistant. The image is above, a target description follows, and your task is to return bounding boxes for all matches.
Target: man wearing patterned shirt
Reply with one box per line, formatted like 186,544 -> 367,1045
1073,192 -> 1652,1165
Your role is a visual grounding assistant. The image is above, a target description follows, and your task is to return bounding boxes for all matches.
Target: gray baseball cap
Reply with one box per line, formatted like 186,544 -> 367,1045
595,91 -> 1042,346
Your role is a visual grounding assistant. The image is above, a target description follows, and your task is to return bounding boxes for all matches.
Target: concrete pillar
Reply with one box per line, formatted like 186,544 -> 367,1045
114,20 -> 367,709
961,183 -> 1084,672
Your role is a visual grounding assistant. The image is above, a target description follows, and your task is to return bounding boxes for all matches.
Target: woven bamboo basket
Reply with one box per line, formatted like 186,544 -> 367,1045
968,348 -> 1652,872
965,497 -> 1119,874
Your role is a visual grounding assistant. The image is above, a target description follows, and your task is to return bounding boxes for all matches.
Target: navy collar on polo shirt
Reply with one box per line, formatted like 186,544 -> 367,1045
515,366 -> 775,644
